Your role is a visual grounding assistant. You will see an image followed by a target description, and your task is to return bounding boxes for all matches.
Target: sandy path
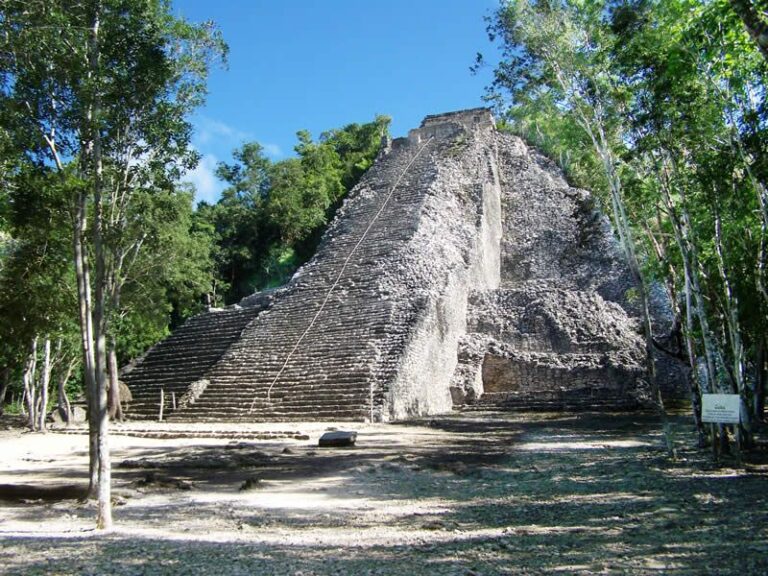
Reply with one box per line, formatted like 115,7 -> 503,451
1,412 -> 767,575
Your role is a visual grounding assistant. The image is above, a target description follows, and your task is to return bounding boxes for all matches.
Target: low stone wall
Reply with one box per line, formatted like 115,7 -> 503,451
481,354 -> 637,397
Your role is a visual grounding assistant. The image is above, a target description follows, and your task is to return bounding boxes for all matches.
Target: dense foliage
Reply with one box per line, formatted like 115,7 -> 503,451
198,115 -> 390,303
480,0 -> 768,454
0,0 -> 389,416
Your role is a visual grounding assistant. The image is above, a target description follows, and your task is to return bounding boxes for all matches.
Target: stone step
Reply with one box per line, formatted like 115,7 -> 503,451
462,391 -> 641,412
201,372 -> 371,385
181,394 -> 370,412
195,388 -> 370,401
122,304 -> 268,420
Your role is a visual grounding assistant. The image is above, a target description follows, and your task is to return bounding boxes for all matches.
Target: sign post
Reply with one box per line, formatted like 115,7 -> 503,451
701,394 -> 742,466
701,394 -> 741,424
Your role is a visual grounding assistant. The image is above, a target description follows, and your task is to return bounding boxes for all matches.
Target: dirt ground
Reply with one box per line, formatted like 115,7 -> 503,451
1,410 -> 767,575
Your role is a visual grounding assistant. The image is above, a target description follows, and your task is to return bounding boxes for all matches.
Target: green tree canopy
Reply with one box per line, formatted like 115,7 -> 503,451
201,115 -> 390,303
0,0 -> 225,527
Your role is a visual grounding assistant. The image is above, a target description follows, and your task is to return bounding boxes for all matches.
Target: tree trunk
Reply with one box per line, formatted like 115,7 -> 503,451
37,338 -> 51,433
622,211 -> 675,457
71,0 -> 96,507
0,367 -> 10,416
665,177 -> 731,457
714,213 -> 746,397
108,341 -> 123,422
754,182 -> 768,307
74,189 -> 99,495
756,337 -> 766,422
659,174 -> 720,392
728,0 -> 768,63
714,211 -> 749,455
552,81 -> 676,455
22,338 -> 38,430
88,2 -> 112,530
683,270 -> 707,445
57,359 -> 75,425
595,124 -> 675,457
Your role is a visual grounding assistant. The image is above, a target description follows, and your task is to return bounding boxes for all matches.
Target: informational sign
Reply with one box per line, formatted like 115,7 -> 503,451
702,394 -> 741,424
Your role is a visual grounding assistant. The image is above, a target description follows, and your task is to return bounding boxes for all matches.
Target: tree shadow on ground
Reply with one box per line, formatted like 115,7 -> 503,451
2,412 -> 768,575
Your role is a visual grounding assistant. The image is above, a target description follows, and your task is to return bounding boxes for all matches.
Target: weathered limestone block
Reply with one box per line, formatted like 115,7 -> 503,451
50,405 -> 87,425
383,129 -> 502,419
118,381 -> 133,404
318,430 -> 357,447
466,288 -> 644,354
177,379 -> 208,409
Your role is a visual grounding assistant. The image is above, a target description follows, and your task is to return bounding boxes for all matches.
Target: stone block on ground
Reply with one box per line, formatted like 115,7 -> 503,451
319,431 -> 357,447
119,381 -> 133,403
49,405 -> 87,425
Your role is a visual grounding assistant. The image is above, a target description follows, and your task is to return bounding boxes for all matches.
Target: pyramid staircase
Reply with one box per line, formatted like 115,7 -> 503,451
170,138 -> 442,422
124,127 -> 451,422
122,305 -> 265,419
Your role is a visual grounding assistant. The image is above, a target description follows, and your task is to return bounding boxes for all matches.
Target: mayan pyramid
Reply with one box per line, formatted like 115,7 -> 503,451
122,109 -> 684,422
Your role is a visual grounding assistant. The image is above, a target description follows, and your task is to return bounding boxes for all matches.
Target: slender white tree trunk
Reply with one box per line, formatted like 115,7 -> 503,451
36,338 -> 51,433
682,270 -> 707,445
57,358 -> 75,425
658,173 -> 719,391
88,2 -> 112,530
645,205 -> 707,444
108,342 -> 123,421
714,212 -> 747,458
576,106 -> 675,456
755,338 -> 766,421
658,170 -> 724,456
73,186 -> 99,493
22,338 -> 39,430
0,368 -> 9,415
714,213 -> 746,396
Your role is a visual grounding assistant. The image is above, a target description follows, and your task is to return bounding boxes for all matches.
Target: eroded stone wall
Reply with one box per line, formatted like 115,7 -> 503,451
381,119 -> 502,419
450,130 -> 687,409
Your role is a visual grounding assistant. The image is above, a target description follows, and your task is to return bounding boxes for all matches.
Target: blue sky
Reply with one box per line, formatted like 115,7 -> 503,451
174,0 -> 500,203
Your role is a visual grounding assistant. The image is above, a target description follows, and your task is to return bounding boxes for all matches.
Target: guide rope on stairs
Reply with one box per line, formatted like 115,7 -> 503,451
250,136 -> 435,412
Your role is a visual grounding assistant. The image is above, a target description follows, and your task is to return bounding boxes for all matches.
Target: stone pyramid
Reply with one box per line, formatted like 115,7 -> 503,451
122,109 -> 685,422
